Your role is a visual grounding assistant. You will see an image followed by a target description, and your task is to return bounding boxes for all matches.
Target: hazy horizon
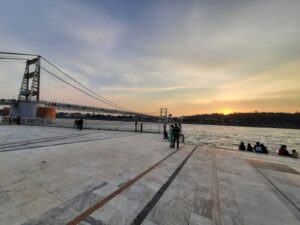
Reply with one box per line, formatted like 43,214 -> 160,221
1,0 -> 300,116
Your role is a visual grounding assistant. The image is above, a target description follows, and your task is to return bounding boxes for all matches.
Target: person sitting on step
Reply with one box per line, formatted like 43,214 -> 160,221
278,145 -> 291,156
239,142 -> 246,151
254,142 -> 262,153
261,144 -> 269,154
292,149 -> 298,158
247,143 -> 253,152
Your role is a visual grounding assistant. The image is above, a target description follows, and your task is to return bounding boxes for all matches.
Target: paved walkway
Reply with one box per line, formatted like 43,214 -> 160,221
0,125 -> 299,225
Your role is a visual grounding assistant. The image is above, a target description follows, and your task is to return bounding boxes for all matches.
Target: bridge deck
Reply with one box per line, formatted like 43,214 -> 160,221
0,99 -> 153,117
0,125 -> 299,225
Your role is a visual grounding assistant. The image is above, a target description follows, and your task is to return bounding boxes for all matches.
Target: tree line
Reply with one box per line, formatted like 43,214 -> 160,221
180,112 -> 300,129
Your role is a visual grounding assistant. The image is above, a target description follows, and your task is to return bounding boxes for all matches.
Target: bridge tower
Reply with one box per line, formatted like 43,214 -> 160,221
18,56 -> 41,101
10,56 -> 41,118
160,107 -> 168,122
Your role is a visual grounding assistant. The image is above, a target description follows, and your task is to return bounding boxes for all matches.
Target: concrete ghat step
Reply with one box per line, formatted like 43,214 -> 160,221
141,147 -> 214,225
216,152 -> 300,225
5,134 -> 299,225
19,144 -> 194,225
84,145 -> 196,225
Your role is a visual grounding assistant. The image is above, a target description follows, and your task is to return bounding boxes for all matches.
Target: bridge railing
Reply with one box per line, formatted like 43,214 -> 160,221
0,116 -> 163,134
0,99 -> 157,119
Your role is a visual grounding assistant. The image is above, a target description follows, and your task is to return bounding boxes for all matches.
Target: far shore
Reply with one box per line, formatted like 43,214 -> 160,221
183,122 -> 300,130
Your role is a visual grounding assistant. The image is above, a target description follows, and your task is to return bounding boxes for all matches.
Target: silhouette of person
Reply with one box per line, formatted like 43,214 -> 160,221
78,118 -> 83,130
17,116 -> 21,125
178,122 -> 184,143
247,143 -> 253,152
135,121 -> 138,132
278,145 -> 290,156
254,142 -> 262,153
172,123 -> 180,148
140,122 -> 143,132
74,119 -> 78,129
169,125 -> 174,147
292,149 -> 299,158
239,142 -> 246,151
9,115 -> 12,125
261,144 -> 269,154
163,123 -> 168,139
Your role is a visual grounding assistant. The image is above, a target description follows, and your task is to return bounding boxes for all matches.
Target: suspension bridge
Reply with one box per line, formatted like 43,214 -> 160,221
0,52 -> 164,120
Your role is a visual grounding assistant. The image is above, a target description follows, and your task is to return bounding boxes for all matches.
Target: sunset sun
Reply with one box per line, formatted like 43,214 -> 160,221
221,109 -> 233,115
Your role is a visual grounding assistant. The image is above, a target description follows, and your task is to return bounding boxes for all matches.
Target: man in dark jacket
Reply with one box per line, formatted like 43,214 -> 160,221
140,122 -> 143,132
172,123 -> 180,148
78,118 -> 83,130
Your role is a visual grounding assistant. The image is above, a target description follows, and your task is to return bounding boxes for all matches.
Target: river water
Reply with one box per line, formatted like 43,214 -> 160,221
182,123 -> 300,154
56,119 -> 299,154
1,117 -> 299,154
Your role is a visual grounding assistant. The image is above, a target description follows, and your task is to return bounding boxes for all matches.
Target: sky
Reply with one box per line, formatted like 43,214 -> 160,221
0,0 -> 300,116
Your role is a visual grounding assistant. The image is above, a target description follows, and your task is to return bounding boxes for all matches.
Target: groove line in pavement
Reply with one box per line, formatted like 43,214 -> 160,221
131,145 -> 198,225
66,146 -> 185,225
255,167 -> 300,220
212,151 -> 222,225
0,134 -> 138,152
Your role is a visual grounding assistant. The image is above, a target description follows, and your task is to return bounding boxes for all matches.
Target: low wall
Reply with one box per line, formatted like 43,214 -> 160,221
0,117 -> 163,133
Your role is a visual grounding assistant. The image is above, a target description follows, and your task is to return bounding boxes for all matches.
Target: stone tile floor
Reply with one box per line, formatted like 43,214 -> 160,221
0,125 -> 299,225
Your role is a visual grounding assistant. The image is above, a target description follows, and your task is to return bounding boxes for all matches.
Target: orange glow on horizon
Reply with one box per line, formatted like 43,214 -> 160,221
220,109 -> 234,115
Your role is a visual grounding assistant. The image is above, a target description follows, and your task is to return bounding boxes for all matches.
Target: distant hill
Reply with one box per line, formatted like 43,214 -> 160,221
180,112 -> 300,129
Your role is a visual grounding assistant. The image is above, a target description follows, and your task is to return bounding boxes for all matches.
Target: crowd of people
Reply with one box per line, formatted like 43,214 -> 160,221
239,142 -> 269,154
133,121 -> 184,148
163,122 -> 184,148
134,121 -> 143,132
239,141 -> 298,158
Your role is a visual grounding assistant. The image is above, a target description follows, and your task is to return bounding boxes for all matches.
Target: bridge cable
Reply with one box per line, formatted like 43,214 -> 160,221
0,57 -> 28,61
0,51 -> 153,116
41,57 -> 127,111
0,51 -> 39,57
40,66 -> 131,112
0,52 -> 126,111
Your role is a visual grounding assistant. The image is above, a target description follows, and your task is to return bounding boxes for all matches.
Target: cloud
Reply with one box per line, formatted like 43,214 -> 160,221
1,0 -> 300,115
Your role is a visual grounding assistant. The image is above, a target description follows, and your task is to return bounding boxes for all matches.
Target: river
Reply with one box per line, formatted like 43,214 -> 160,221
1,117 -> 299,154
182,123 -> 300,154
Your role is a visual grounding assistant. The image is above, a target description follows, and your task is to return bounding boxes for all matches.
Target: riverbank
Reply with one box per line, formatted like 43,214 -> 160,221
183,121 -> 300,130
181,112 -> 300,130
0,125 -> 299,225
1,118 -> 300,154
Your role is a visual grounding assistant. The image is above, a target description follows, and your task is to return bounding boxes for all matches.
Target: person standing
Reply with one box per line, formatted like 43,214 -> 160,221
74,119 -> 78,129
17,116 -> 21,125
81,119 -> 84,130
140,122 -> 143,132
8,115 -> 12,125
135,121 -> 138,132
163,123 -> 168,139
178,122 -> 183,142
172,123 -> 180,148
169,124 -> 174,147
78,118 -> 83,130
